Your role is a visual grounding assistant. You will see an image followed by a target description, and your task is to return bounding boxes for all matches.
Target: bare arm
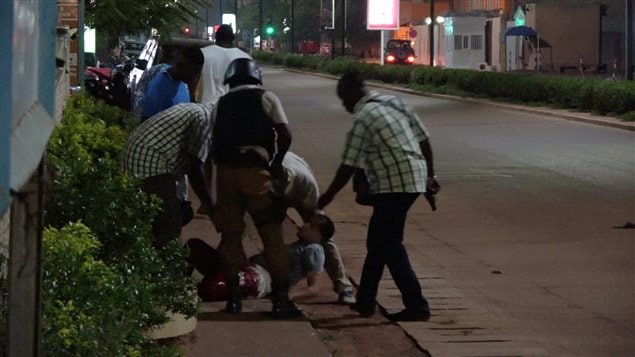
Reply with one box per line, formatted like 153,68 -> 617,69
317,164 -> 355,209
419,139 -> 435,178
272,123 -> 292,169
270,123 -> 292,191
187,157 -> 214,221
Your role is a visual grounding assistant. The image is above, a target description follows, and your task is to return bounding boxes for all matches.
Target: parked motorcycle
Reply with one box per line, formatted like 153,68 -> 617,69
84,58 -> 135,111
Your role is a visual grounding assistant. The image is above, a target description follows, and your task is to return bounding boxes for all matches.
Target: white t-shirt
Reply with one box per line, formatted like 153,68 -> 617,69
198,45 -> 251,106
283,152 -> 319,213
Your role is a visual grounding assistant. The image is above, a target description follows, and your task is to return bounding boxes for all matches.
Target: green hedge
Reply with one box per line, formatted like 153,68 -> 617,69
43,94 -> 197,356
42,223 -> 181,357
252,51 -> 635,120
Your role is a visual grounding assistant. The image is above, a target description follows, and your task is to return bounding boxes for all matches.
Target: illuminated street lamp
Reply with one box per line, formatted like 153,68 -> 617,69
425,14 -> 444,66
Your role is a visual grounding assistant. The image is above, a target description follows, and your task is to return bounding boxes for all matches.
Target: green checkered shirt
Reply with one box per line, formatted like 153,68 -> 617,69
341,91 -> 430,194
122,103 -> 212,179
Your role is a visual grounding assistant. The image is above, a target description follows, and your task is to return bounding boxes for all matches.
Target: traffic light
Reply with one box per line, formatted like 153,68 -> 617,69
265,21 -> 274,36
183,26 -> 191,36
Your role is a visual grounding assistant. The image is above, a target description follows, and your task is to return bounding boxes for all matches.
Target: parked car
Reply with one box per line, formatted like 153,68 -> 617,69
384,39 -> 415,65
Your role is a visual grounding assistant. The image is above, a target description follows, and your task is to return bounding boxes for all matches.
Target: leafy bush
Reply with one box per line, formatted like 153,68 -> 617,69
321,57 -> 357,75
620,111 -> 635,121
44,94 -> 198,355
42,223 -> 184,357
252,51 -> 635,117
62,93 -> 138,132
374,65 -> 413,84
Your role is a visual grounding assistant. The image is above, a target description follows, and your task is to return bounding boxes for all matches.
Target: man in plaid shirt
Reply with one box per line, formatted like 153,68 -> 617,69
122,103 -> 215,248
318,70 -> 440,322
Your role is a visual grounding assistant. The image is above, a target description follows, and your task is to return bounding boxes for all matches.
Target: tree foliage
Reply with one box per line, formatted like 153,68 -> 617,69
237,0 -> 377,52
85,0 -> 211,39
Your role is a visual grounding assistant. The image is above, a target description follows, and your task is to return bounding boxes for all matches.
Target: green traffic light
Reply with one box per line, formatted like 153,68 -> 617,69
266,26 -> 274,35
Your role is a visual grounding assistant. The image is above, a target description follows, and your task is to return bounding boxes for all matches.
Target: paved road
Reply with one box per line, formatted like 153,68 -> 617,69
263,67 -> 635,356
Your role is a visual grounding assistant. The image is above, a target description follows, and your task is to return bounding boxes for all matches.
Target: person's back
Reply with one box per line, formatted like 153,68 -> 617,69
355,93 -> 429,194
141,69 -> 190,119
122,103 -> 212,179
212,57 -> 297,319
199,45 -> 251,105
132,63 -> 171,119
281,152 -> 319,214
198,24 -> 251,105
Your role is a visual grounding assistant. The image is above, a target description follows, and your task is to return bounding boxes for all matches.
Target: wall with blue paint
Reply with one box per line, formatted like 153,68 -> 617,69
0,0 -> 57,216
0,1 -> 14,216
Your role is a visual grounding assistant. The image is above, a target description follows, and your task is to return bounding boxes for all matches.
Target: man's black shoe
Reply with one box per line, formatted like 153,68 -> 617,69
224,298 -> 242,314
349,303 -> 375,318
386,309 -> 430,322
272,300 -> 302,319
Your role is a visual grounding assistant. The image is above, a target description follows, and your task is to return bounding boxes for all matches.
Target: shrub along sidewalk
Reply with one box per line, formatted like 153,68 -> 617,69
252,51 -> 635,121
41,94 -> 197,356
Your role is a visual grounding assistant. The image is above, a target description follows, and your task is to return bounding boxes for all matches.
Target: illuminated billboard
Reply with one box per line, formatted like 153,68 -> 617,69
367,0 -> 399,30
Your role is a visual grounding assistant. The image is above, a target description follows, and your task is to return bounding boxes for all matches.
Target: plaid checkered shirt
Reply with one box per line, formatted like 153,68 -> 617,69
341,91 -> 431,194
122,103 -> 212,179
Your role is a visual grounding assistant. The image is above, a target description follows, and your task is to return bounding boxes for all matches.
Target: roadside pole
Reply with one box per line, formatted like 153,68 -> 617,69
627,0 -> 633,80
380,30 -> 385,65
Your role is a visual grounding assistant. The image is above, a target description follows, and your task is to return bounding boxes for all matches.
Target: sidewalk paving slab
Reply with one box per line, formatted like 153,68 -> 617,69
182,301 -> 330,357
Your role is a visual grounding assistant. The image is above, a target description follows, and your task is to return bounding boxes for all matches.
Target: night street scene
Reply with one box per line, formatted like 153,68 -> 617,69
1,0 -> 634,356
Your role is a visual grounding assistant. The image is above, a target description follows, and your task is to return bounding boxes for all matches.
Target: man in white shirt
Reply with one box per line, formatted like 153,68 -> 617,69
198,24 -> 252,106
196,24 -> 252,206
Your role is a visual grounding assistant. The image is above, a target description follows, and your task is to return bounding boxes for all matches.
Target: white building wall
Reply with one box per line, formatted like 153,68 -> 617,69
490,17 -> 502,71
412,25 -> 430,65
443,17 -> 487,69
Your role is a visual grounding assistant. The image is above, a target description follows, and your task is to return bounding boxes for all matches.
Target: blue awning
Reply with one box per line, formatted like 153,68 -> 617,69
505,25 -> 538,37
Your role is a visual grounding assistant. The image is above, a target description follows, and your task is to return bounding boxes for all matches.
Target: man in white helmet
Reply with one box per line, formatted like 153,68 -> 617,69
211,57 -> 300,319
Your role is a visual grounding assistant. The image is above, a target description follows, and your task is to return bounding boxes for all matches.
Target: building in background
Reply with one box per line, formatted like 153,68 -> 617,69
389,0 -> 630,75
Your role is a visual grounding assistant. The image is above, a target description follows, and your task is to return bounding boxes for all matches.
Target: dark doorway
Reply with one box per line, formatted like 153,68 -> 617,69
485,20 -> 492,65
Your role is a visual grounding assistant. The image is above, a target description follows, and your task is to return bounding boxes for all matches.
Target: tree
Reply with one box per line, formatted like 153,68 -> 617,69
85,0 -> 210,42
236,0 -> 377,55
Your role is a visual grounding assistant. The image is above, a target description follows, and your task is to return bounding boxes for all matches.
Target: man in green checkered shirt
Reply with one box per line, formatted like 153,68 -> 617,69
122,103 -> 215,248
318,70 -> 440,322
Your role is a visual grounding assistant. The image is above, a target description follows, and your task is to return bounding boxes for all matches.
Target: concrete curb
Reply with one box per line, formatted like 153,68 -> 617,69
282,67 -> 635,132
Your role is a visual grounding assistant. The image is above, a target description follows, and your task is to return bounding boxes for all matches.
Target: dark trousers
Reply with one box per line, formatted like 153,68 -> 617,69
142,174 -> 182,249
356,193 -> 429,313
